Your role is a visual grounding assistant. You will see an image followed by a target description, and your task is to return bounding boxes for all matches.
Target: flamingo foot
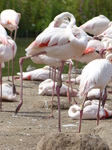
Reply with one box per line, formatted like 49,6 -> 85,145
108,90 -> 112,94
49,114 -> 54,119
15,101 -> 23,115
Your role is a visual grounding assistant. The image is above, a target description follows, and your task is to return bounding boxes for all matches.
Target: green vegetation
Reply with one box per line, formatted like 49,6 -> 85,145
0,0 -> 112,37
0,0 -> 111,76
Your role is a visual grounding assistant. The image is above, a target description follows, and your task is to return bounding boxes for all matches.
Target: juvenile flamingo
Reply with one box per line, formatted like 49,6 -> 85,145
16,12 -> 88,132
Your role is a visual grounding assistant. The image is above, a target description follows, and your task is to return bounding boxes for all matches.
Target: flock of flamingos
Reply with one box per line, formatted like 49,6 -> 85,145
1,9 -> 112,133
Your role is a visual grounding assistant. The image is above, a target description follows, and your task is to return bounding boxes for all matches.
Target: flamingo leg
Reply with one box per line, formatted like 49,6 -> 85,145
11,44 -> 16,94
56,61 -> 65,132
67,62 -> 72,104
7,31 -> 13,81
7,61 -> 10,81
79,93 -> 87,133
14,28 -> 17,41
15,51 -> 47,114
0,64 -> 2,110
102,87 -> 107,107
74,60 -> 78,84
97,91 -> 102,125
49,67 -> 56,118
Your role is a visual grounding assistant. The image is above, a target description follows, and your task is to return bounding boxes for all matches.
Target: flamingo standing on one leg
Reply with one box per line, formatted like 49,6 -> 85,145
78,54 -> 112,133
0,9 -> 21,87
16,12 -> 88,132
0,36 -> 17,110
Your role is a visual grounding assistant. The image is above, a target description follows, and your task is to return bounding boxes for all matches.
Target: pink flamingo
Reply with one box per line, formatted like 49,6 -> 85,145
16,12 -> 88,132
0,24 -> 8,45
2,83 -> 18,101
0,9 -> 21,83
68,100 -> 112,120
80,15 -> 110,36
0,36 -> 17,110
78,54 -> 112,132
38,78 -> 78,97
0,9 -> 21,41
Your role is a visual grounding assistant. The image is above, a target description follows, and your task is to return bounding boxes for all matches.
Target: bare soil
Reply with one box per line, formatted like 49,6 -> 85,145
0,74 -> 112,150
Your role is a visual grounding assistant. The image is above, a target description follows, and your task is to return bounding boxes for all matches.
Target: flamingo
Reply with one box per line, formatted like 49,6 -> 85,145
0,24 -> 8,45
68,100 -> 112,120
0,9 -> 21,41
96,22 -> 112,39
80,15 -> 110,36
2,83 -> 18,101
0,36 -> 17,110
16,12 -> 88,132
38,78 -> 78,97
78,53 -> 112,132
0,9 -> 21,82
15,65 -> 62,81
73,39 -> 104,64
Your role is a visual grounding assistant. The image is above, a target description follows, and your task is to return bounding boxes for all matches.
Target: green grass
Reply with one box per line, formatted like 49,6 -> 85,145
2,38 -> 85,77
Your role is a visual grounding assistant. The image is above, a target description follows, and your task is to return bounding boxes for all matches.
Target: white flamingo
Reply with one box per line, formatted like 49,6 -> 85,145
68,100 -> 112,120
80,15 -> 110,36
78,53 -> 112,132
16,12 -> 88,132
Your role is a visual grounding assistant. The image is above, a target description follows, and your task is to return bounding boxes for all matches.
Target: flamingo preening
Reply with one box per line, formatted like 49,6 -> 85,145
15,12 -> 88,132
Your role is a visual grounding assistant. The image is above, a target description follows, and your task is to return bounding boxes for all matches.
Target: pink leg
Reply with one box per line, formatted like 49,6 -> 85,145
7,61 -> 10,81
49,67 -> 56,118
102,87 -> 107,107
56,61 -> 65,132
79,93 -> 87,133
0,64 -> 2,110
67,62 -> 72,104
15,51 -> 47,114
15,57 -> 23,114
7,31 -> 13,81
74,61 -> 78,84
97,91 -> 102,125
11,44 -> 16,94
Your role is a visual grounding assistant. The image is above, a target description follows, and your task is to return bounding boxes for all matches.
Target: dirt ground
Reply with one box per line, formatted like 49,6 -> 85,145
0,74 -> 112,150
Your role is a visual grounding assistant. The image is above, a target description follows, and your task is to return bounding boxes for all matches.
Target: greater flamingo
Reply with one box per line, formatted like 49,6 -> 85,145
38,78 -> 78,97
0,36 -> 17,110
0,24 -> 8,45
68,100 -> 112,120
16,12 -> 88,132
0,9 -> 21,82
2,83 -> 18,101
0,9 -> 21,41
80,15 -> 110,36
78,55 -> 112,132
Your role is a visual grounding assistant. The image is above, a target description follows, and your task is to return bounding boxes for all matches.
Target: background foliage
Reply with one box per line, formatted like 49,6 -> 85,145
0,0 -> 112,37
